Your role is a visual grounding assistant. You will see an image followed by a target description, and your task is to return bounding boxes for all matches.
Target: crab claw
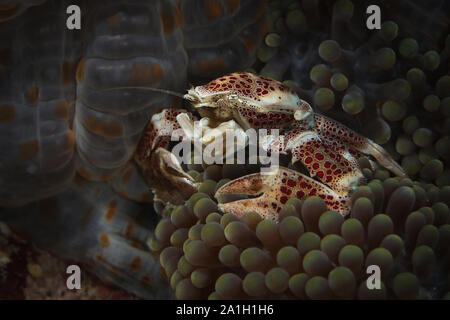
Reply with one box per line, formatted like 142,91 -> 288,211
215,166 -> 350,221
139,148 -> 198,205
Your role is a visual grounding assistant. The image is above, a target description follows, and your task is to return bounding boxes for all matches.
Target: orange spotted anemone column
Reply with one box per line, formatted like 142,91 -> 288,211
180,0 -> 268,79
0,0 -> 79,206
73,0 -> 188,183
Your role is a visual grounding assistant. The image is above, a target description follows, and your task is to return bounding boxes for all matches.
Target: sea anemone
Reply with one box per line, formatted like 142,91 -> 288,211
151,160 -> 450,299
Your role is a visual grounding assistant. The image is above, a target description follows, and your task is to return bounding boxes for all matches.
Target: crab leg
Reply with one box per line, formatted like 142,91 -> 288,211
313,114 -> 407,178
134,109 -> 198,205
270,126 -> 363,193
215,166 -> 350,220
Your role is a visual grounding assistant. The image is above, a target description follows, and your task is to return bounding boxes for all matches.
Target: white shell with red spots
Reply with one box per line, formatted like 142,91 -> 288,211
193,72 -> 303,111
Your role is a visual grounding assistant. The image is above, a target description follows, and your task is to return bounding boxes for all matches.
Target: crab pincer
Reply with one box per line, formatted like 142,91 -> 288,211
215,166 -> 351,220
135,109 -> 199,204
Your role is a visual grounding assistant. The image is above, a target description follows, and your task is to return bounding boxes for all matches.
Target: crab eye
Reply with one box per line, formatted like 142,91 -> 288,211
294,100 -> 313,121
228,94 -> 239,101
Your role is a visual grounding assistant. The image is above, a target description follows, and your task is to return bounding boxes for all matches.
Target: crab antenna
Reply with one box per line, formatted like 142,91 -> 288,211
100,86 -> 187,99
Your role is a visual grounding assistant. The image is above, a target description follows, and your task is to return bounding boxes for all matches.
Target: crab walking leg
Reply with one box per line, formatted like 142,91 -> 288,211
314,114 -> 407,177
134,109 -> 198,205
282,128 -> 365,193
215,167 -> 351,220
319,134 -> 362,167
310,131 -> 380,179
262,128 -> 364,193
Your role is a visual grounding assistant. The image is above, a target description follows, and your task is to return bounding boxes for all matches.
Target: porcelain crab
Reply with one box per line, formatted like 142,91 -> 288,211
134,72 -> 407,221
